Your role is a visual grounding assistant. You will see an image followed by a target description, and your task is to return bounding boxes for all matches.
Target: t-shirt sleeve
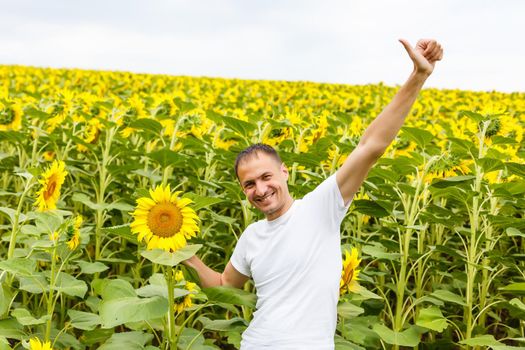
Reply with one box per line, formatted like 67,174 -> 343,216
229,231 -> 251,277
304,172 -> 353,226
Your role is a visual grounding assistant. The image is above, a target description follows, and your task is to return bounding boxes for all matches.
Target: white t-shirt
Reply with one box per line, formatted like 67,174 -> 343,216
230,173 -> 352,350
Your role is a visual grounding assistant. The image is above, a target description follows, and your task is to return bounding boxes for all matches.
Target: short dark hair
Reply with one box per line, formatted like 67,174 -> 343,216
234,143 -> 282,179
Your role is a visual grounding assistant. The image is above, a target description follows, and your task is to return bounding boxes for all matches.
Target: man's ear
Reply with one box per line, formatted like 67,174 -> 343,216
281,163 -> 289,180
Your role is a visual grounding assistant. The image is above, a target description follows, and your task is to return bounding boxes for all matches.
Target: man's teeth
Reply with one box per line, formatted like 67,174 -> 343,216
258,193 -> 274,202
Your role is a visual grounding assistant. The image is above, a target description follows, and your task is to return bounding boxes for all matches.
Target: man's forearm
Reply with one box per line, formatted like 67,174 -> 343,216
183,255 -> 223,288
360,71 -> 429,153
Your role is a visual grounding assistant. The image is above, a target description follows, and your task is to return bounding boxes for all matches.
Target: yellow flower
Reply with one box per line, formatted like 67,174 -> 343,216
174,270 -> 184,282
340,247 -> 361,296
174,281 -> 198,313
42,151 -> 55,161
130,184 -> 200,252
49,231 -> 59,242
77,118 -> 103,152
66,215 -> 83,250
0,101 -> 23,131
29,338 -> 53,350
35,160 -> 68,211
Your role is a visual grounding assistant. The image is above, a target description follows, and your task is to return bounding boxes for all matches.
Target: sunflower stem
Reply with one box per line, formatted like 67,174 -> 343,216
94,125 -> 116,260
45,243 -> 58,342
165,266 -> 177,348
7,178 -> 33,260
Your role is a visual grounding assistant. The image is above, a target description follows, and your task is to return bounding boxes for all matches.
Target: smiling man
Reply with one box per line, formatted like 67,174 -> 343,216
183,38 -> 443,349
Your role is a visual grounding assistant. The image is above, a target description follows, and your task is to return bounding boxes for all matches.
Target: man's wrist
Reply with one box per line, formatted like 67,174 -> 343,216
411,69 -> 431,81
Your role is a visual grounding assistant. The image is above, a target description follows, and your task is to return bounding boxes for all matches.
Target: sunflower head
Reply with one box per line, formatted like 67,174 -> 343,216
29,338 -> 53,350
35,160 -> 68,212
340,247 -> 361,296
130,184 -> 200,252
0,101 -> 22,131
66,215 -> 83,250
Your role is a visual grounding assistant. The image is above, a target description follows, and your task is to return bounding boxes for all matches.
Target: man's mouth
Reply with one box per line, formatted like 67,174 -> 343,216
256,191 -> 275,203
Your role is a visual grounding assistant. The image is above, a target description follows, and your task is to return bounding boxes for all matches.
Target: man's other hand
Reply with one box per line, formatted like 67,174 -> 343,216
399,39 -> 444,76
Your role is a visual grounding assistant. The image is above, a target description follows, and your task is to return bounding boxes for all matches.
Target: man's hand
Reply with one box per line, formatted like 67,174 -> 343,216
399,39 -> 443,76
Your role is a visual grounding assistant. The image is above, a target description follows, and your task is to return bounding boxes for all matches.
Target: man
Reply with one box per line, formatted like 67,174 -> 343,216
183,39 -> 443,349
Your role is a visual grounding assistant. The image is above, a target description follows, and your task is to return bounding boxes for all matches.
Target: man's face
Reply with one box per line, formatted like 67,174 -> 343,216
237,152 -> 291,221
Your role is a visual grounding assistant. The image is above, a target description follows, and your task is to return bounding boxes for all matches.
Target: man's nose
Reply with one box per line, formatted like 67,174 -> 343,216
255,182 -> 267,196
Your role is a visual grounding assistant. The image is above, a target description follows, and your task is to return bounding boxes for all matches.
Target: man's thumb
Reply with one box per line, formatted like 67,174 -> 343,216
399,39 -> 416,60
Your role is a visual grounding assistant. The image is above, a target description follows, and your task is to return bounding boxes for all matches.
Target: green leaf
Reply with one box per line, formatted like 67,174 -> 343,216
352,200 -> 389,217
99,279 -> 137,300
459,110 -> 484,123
0,258 -> 36,277
0,336 -> 11,350
183,193 -> 224,211
178,327 -> 219,350
0,207 -> 25,224
0,285 -> 14,316
431,176 -> 476,188
53,272 -> 88,298
506,162 -> 525,178
77,261 -> 110,274
477,157 -> 504,173
72,193 -> 102,210
506,227 -> 525,238
147,148 -> 186,168
415,306 -> 448,332
206,111 -> 255,136
362,243 -> 400,261
459,334 -> 503,346
129,118 -> 163,135
0,318 -> 25,340
500,283 -> 525,294
338,302 -> 365,319
98,331 -> 154,350
68,310 -> 101,331
18,273 -> 48,294
334,335 -> 366,350
99,296 -> 168,328
141,245 -> 202,267
430,290 -> 467,306
11,308 -> 50,326
136,274 -> 189,299
102,224 -> 137,243
107,201 -> 134,212
372,324 -> 424,347
400,127 -> 434,148
203,286 -> 257,308
198,316 -> 248,331
352,285 -> 383,300
509,298 -> 525,312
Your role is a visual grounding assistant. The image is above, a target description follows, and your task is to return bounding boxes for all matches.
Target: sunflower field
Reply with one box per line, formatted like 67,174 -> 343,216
0,65 -> 524,350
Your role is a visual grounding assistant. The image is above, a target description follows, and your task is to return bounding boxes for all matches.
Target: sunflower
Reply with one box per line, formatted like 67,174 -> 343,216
29,338 -> 53,350
42,151 -> 55,161
35,160 -> 68,212
66,215 -> 83,250
130,184 -> 199,252
0,101 -> 22,131
174,271 -> 198,313
340,247 -> 361,296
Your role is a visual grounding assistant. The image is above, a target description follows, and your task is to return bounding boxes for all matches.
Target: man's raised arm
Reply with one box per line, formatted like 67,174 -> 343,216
336,39 -> 444,203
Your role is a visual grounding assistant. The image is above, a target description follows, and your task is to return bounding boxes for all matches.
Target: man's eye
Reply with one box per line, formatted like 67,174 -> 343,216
263,175 -> 271,180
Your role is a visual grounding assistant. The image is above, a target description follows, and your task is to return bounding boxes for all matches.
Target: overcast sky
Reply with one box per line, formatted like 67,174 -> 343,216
1,0 -> 523,93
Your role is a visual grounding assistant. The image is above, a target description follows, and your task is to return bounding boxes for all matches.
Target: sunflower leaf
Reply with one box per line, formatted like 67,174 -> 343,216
99,296 -> 168,328
203,286 -> 256,308
141,245 -> 202,267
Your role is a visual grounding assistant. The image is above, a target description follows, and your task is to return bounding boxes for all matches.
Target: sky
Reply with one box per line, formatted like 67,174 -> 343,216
0,0 -> 523,93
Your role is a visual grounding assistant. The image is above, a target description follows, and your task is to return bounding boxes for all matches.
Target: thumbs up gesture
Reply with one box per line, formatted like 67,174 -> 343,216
399,39 -> 443,76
